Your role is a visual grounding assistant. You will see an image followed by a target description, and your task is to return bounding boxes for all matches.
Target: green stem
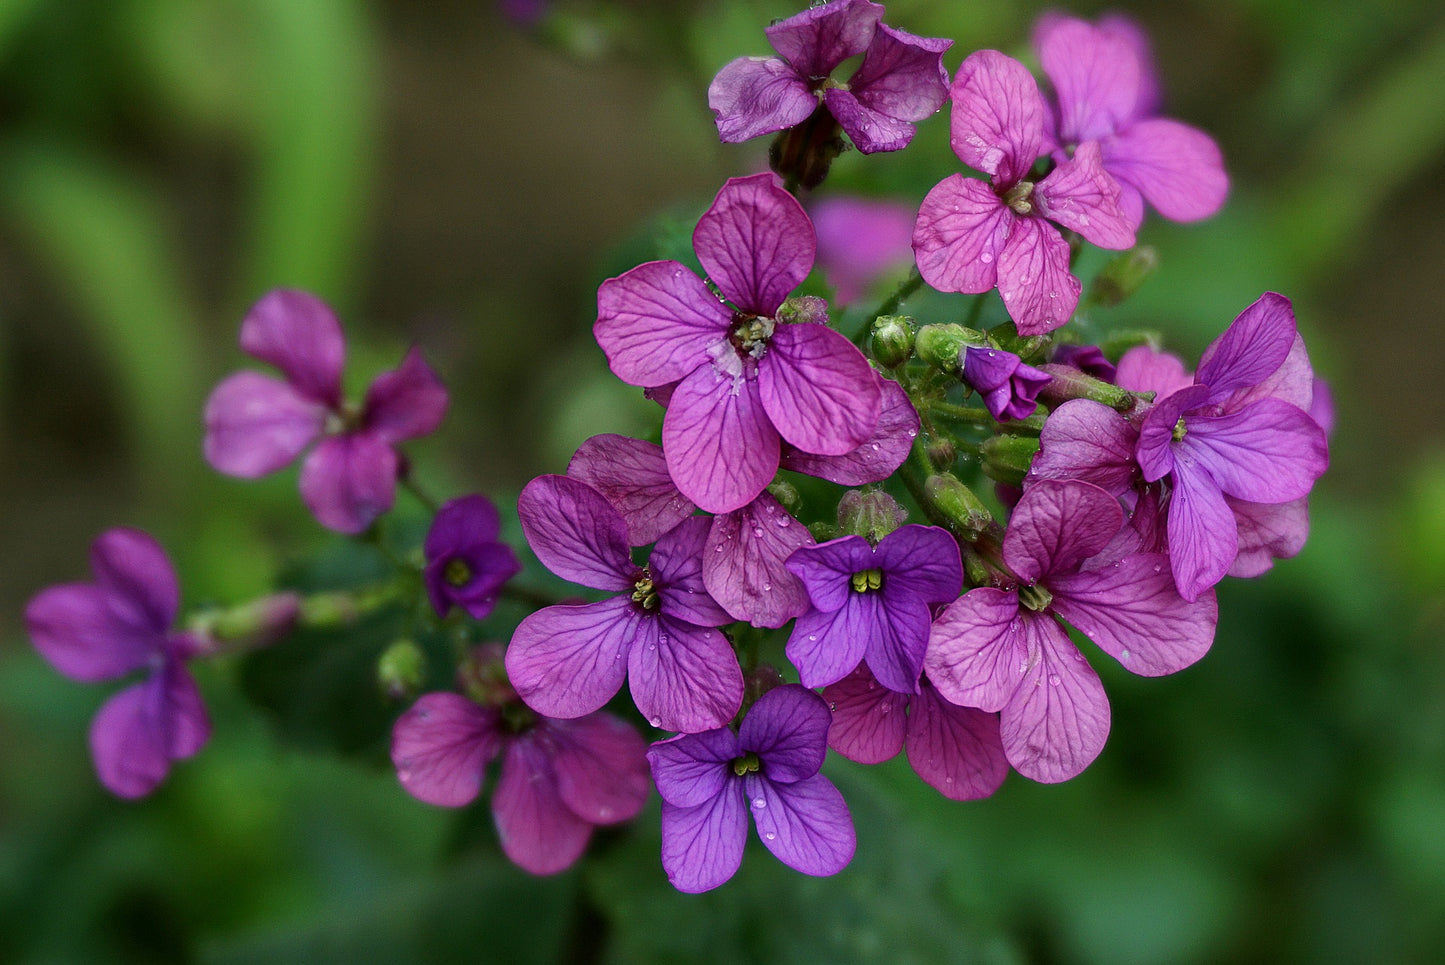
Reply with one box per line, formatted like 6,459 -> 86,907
923,400 -> 995,427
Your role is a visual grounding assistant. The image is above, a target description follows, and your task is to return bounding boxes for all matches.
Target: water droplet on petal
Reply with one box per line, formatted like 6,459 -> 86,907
765,831 -> 776,841
649,716 -> 663,727
1120,649 -> 1132,662
807,634 -> 817,642
752,797 -> 766,809
1048,674 -> 1062,686
980,252 -> 994,264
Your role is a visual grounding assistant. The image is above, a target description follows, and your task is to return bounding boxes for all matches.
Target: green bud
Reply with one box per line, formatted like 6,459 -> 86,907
925,437 -> 956,471
377,639 -> 426,701
981,434 -> 1042,488
1088,246 -> 1158,308
915,323 -> 985,375
837,490 -> 906,543
870,315 -> 916,368
924,474 -> 993,540
1035,363 -> 1136,411
767,479 -> 802,514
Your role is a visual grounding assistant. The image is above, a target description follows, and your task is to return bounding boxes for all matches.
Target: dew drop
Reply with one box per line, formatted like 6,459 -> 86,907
870,443 -> 880,451
1120,649 -> 1132,662
715,544 -> 725,553
980,252 -> 994,264
762,582 -> 772,591
906,428 -> 918,438
1048,674 -> 1062,686
650,716 -> 663,727
776,516 -> 790,527
752,527 -> 765,538
765,831 -> 777,841
807,634 -> 817,641
752,797 -> 766,809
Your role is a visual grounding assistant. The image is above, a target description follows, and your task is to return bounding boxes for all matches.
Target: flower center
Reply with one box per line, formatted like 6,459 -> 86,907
632,572 -> 660,610
322,400 -> 364,436
731,751 -> 761,777
1172,416 -> 1188,442
1002,180 -> 1036,215
1018,582 -> 1053,612
730,313 -> 776,359
501,700 -> 536,735
444,557 -> 473,588
850,568 -> 884,593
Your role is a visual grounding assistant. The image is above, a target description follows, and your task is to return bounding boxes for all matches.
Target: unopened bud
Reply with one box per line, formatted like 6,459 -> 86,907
1088,246 -> 1158,307
924,474 -> 993,541
914,323 -> 986,375
837,490 -> 906,543
377,639 -> 426,702
870,315 -> 916,368
188,591 -> 300,651
767,479 -> 802,514
925,437 -> 956,471
981,434 -> 1041,488
1035,363 -> 1135,411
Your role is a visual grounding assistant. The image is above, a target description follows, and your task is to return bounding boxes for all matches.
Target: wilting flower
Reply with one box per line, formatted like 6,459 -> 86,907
912,50 -> 1135,335
595,174 -> 881,514
25,529 -> 210,798
204,289 -> 448,533
423,495 -> 522,620
962,346 -> 1052,421
648,684 -> 855,892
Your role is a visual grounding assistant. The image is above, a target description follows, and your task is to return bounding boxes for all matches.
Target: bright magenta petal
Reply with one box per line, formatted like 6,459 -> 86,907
548,714 -> 651,825
362,347 -> 448,444
1166,454 -> 1238,602
998,616 -> 1109,783
567,434 -> 695,546
996,217 -> 1079,336
760,323 -> 880,456
594,260 -> 730,387
505,598 -> 637,719
693,174 -> 815,316
1003,480 -> 1124,584
1106,118 -> 1227,223
948,50 -> 1045,182
708,56 -> 816,143
781,377 -> 918,485
912,174 -> 1011,295
924,588 -> 1028,714
1036,140 -> 1135,250
1029,399 -> 1140,498
1036,16 -> 1141,144
203,371 -> 325,478
664,367 -> 779,515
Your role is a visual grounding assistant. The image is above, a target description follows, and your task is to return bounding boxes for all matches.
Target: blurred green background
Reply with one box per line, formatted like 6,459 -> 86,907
2,0 -> 1443,962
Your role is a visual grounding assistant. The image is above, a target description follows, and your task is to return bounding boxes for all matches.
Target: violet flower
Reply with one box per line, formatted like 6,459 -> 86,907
925,480 -> 1217,783
811,196 -> 917,303
25,528 -> 210,798
784,524 -> 962,693
392,690 -> 650,876
648,684 -> 855,892
204,289 -> 449,534
708,0 -> 951,153
912,50 -> 1135,335
595,174 -> 882,515
1050,343 -> 1117,383
962,345 -> 1052,421
505,475 -> 743,733
822,663 -> 1008,801
1034,13 -> 1228,229
423,495 -> 522,620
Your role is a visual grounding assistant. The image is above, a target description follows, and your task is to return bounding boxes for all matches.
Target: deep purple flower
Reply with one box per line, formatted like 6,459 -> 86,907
962,346 -> 1052,421
204,289 -> 449,533
812,196 -> 917,303
784,524 -> 962,693
647,684 -> 855,892
822,663 -> 1008,801
423,495 -> 522,620
708,0 -> 951,154
24,529 -> 210,798
1050,343 -> 1117,383
594,174 -> 882,515
925,480 -> 1217,782
1034,14 -> 1228,229
505,475 -> 742,733
912,50 -> 1135,336
392,690 -> 650,875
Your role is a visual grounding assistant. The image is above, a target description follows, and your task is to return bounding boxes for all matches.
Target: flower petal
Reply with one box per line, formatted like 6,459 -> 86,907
1195,292 -> 1297,401
876,525 -> 963,603
89,528 -> 179,634
1115,345 -> 1193,397
997,216 -> 1081,336
203,371 -> 325,478
785,535 -> 874,614
739,684 -> 832,784
821,663 -> 907,763
1136,384 -> 1211,483
765,0 -> 882,79
948,50 -> 1045,182
651,516 -> 733,628
505,597 -> 636,719
298,433 -> 398,534
26,584 -> 159,682
824,87 -> 918,153
1035,140 -> 1135,250
648,728 -> 740,808
780,377 -> 918,485
745,773 -> 855,877
1179,400 -> 1328,503
861,586 -> 933,694
761,322 -> 881,456
89,663 -> 210,799
567,434 -> 695,546
1003,479 -> 1125,584
390,692 -> 502,807
708,56 -> 816,143
847,22 -> 951,125
627,616 -> 743,733
594,260 -> 730,387
693,173 -> 815,316
546,713 -> 651,825
238,288 -> 345,406
517,474 -> 633,591
998,617 -> 1109,783
924,588 -> 1028,714
703,494 -> 814,629
905,683 -> 1009,800
663,366 -> 779,515
1228,497 -> 1309,578
493,737 -> 593,875
912,174 -> 1011,294
658,784 -> 748,893
787,603 -> 872,690
1029,399 -> 1140,497
362,347 -> 448,444
1166,452 -> 1238,602
1035,15 -> 1141,144
1105,118 -> 1227,223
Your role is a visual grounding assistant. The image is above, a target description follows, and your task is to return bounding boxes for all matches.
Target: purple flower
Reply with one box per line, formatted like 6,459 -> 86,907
505,475 -> 742,733
423,495 -> 522,620
708,0 -> 951,154
204,289 -> 449,533
962,346 -> 1052,421
24,529 -> 210,798
912,50 -> 1135,336
811,196 -> 917,303
594,174 -> 882,514
784,524 -> 962,693
392,690 -> 650,875
925,480 -> 1217,782
822,663 -> 1008,801
647,684 -> 855,892
1050,343 -> 1117,383
1034,13 -> 1228,228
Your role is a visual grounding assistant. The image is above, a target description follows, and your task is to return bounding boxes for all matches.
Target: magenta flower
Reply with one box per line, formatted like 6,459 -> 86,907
392,690 -> 650,875
595,174 -> 882,514
423,495 -> 522,620
1050,343 -> 1117,383
648,684 -> 855,892
822,663 -> 1008,801
24,529 -> 210,798
912,50 -> 1135,335
708,0 -> 951,154
784,524 -> 962,693
1034,13 -> 1228,228
204,289 -> 449,534
963,346 -> 1052,421
505,475 -> 742,733
925,480 -> 1217,782
811,196 -> 916,303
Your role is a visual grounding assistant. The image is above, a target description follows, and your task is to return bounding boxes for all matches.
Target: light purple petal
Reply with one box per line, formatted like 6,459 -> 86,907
89,528 -> 179,634
1136,384 -> 1212,483
391,692 -> 502,807
238,288 -> 345,406
664,366 -> 779,515
658,785 -> 748,893
998,617 -> 1109,783
89,663 -> 210,799
1115,345 -> 1193,397
875,525 -> 964,603
1166,453 -> 1238,602
1105,118 -> 1227,223
1036,15 -> 1140,144
505,597 -> 636,719
948,50 -> 1045,182
821,663 -> 907,763
546,713 -> 651,825
1181,400 -> 1328,503
760,323 -> 880,456
787,604 -> 872,690
1224,334 -> 1314,415
1035,140 -> 1135,250
627,616 -> 742,733
298,433 -> 397,534
517,474 -> 633,591
694,174 -> 815,316
745,773 -> 855,877
1029,399 -> 1139,497
493,738 -> 593,876
1195,292 -> 1297,401
739,684 -> 831,783
766,0 -> 882,79
704,494 -> 814,628
912,174 -> 1012,295
203,371 -> 325,478
567,434 -> 694,546
1003,480 -> 1125,584
594,260 -> 730,387
362,347 -> 448,444
996,217 -> 1079,336
708,56 -> 816,143
1050,553 -> 1217,676
924,588 -> 1028,713
848,23 -> 951,123
781,376 -> 918,485
905,684 -> 1008,800
25,584 -> 160,682
786,535 -> 875,614
648,728 -> 740,808
1228,497 -> 1310,578
651,516 -> 732,628
825,88 -> 918,154
1099,14 -> 1161,117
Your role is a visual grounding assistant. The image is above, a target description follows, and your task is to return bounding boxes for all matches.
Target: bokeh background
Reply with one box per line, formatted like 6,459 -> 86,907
2,0 -> 1444,962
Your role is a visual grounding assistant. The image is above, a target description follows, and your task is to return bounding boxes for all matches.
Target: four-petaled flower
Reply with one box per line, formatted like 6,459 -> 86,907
963,345 -> 1052,422
423,494 -> 522,620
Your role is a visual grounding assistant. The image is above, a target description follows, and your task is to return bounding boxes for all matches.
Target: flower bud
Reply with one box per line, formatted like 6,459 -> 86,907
924,474 -> 993,541
377,639 -> 426,702
776,294 -> 830,327
188,591 -> 300,652
981,434 -> 1041,488
925,437 -> 956,471
837,490 -> 906,543
1088,246 -> 1158,307
767,479 -> 802,514
915,323 -> 985,375
769,104 -> 846,190
1034,363 -> 1136,411
869,315 -> 916,368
